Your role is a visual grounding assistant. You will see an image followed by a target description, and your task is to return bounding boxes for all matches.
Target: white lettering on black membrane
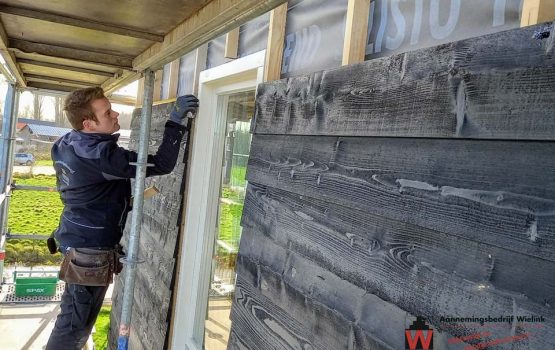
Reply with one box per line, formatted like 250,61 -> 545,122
429,0 -> 461,40
282,25 -> 322,74
367,0 -> 514,55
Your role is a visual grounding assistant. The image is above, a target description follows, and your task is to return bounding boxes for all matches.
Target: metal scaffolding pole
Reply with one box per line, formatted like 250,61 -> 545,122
117,70 -> 154,350
0,84 -> 18,283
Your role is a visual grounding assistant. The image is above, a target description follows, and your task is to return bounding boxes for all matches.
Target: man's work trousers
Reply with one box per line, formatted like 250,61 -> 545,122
45,283 -> 108,350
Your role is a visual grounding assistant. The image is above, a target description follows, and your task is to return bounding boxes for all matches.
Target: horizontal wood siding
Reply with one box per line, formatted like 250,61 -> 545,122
109,102 -> 190,350
231,23 -> 555,350
252,23 -> 555,140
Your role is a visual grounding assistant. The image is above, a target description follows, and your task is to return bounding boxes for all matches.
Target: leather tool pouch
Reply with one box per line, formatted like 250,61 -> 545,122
59,248 -> 120,286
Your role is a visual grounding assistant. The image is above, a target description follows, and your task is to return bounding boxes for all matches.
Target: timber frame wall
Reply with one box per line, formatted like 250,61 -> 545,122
232,22 -> 555,349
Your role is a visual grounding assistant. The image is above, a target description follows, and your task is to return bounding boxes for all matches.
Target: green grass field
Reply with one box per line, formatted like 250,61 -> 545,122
34,159 -> 54,166
93,306 -> 111,350
219,187 -> 243,251
5,175 -> 63,265
7,174 -> 112,349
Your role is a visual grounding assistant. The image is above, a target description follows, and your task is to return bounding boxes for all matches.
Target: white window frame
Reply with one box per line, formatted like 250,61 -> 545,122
170,50 -> 265,350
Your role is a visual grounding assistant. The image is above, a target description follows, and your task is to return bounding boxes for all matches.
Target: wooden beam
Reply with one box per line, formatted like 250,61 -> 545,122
263,2 -> 288,82
136,77 -> 144,108
0,18 -> 25,86
17,58 -> 114,77
109,94 -> 136,106
168,59 -> 180,99
9,39 -> 133,68
521,0 -> 555,26
153,69 -> 163,101
26,81 -> 77,93
192,44 -> 208,96
102,70 -> 140,96
133,0 -> 288,71
25,74 -> 96,87
342,0 -> 371,65
0,4 -> 164,42
225,27 -> 240,59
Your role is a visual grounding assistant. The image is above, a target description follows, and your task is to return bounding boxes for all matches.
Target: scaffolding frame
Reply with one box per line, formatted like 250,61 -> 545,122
0,82 -> 19,282
0,72 -> 155,350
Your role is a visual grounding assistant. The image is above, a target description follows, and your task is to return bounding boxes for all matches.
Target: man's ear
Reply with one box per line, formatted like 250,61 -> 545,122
82,119 -> 94,131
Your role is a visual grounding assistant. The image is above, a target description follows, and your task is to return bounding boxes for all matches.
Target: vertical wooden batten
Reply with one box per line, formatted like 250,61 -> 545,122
225,27 -> 240,59
264,2 -> 288,82
135,77 -> 144,108
192,44 -> 208,96
168,59 -> 181,99
342,0 -> 371,65
153,69 -> 163,101
521,0 -> 555,26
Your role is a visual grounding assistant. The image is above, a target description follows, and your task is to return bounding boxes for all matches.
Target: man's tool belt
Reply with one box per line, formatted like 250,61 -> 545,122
59,247 -> 125,286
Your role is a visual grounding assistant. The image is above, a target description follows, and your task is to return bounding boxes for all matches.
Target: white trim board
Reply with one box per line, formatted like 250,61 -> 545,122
170,50 -> 265,350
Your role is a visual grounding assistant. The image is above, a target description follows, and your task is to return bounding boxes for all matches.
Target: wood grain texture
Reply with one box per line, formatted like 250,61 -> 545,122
109,102 -> 190,350
0,18 -> 25,86
521,1 -> 555,26
133,0 -> 288,71
264,2 -> 288,82
253,23 -> 555,140
225,27 -> 240,59
153,69 -> 163,101
246,135 -> 555,262
230,252 -> 405,350
168,59 -> 180,99
231,23 -> 555,350
342,0 -> 371,65
242,183 -> 555,311
234,222 -> 555,350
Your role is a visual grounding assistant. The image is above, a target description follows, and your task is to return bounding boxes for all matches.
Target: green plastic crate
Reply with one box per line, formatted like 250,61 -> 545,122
14,272 -> 59,297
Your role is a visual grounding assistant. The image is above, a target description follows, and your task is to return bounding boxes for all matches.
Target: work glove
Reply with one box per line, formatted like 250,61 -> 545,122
169,94 -> 199,124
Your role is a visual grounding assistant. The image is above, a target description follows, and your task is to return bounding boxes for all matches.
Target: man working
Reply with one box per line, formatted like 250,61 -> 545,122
45,87 -> 198,349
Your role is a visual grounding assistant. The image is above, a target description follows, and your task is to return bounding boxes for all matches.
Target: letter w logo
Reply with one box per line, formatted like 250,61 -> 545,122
405,330 -> 433,350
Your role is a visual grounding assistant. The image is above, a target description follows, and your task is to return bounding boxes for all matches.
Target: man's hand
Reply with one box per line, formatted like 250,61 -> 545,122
169,95 -> 199,124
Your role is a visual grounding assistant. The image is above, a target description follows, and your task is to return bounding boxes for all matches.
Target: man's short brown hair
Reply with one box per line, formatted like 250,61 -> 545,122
64,87 -> 105,130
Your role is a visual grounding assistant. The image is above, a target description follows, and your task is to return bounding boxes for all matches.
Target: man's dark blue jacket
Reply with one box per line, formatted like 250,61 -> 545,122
51,120 -> 186,248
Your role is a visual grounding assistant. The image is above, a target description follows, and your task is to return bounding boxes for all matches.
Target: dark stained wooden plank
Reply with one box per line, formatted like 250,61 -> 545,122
231,253 -> 412,350
236,226 -> 555,350
252,23 -> 555,140
246,135 -> 555,261
241,184 -> 555,309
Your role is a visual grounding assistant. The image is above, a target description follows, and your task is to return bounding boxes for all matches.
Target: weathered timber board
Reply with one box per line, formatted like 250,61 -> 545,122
109,102 -> 190,350
230,254 -> 405,350
232,23 -> 555,350
233,225 -> 555,350
241,184 -> 555,310
245,134 -> 555,262
252,22 -> 555,140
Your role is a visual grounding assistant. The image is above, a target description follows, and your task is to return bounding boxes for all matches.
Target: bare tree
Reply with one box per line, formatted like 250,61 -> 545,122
18,103 -> 32,119
33,94 -> 45,120
54,96 -> 70,127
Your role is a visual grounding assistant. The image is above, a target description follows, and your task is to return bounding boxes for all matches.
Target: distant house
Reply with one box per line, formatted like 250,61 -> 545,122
16,118 -> 131,152
16,118 -> 71,152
